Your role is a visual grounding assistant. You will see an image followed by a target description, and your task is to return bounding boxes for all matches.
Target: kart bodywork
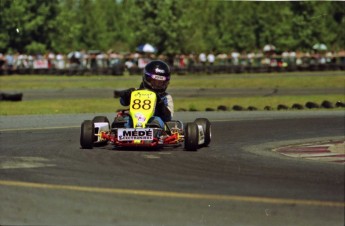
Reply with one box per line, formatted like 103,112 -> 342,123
80,90 -> 211,151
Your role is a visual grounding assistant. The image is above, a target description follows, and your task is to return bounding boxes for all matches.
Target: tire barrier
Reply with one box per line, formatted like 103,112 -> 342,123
179,100 -> 345,112
277,104 -> 289,110
217,105 -> 228,111
335,101 -> 345,108
0,92 -> 23,101
264,106 -> 273,111
305,101 -> 320,109
321,100 -> 334,109
232,105 -> 244,111
291,103 -> 304,110
247,106 -> 258,111
205,107 -> 215,112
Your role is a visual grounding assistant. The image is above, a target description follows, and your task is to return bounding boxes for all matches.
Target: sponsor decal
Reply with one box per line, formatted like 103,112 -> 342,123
117,128 -> 154,141
152,74 -> 166,81
155,68 -> 165,74
133,91 -> 154,99
135,113 -> 146,123
33,60 -> 49,69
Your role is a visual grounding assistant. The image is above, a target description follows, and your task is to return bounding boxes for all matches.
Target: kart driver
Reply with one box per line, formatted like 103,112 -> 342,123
117,60 -> 174,129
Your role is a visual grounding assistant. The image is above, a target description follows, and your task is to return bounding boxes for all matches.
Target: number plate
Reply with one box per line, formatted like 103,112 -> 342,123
117,128 -> 154,141
130,90 -> 157,128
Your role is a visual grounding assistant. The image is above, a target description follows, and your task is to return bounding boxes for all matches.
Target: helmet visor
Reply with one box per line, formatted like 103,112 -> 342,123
145,72 -> 169,90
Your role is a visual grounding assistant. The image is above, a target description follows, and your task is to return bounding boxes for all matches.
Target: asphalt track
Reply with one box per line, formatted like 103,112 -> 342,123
0,111 -> 344,226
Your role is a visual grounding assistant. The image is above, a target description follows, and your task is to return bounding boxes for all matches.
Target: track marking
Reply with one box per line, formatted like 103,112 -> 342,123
0,157 -> 55,169
274,140 -> 345,164
143,154 -> 160,159
0,180 -> 344,208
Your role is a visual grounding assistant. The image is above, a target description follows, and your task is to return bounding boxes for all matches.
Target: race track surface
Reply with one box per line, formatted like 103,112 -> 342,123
0,111 -> 344,226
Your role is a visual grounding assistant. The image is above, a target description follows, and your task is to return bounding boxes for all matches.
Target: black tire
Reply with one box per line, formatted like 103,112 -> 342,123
92,116 -> 110,123
80,120 -> 95,149
184,122 -> 199,151
194,118 -> 211,147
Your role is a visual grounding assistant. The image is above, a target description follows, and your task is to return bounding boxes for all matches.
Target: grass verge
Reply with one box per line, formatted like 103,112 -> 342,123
0,95 -> 343,115
0,72 -> 344,115
1,71 -> 344,90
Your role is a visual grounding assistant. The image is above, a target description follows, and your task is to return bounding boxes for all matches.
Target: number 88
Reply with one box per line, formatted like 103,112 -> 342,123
132,99 -> 152,110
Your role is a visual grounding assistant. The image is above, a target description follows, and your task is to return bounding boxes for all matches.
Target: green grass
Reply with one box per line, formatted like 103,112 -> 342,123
0,95 -> 343,116
0,75 -> 142,90
0,71 -> 344,115
0,98 -> 121,115
1,71 -> 344,90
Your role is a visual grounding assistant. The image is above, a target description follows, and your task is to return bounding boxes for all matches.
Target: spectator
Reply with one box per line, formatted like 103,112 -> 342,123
124,55 -> 134,69
240,51 -> 248,66
295,51 -> 303,66
67,51 -> 79,69
80,49 -> 87,69
338,50 -> 345,65
5,50 -> 15,74
27,54 -> 34,69
188,53 -> 196,66
254,50 -> 263,67
47,51 -> 56,69
216,52 -> 228,65
0,53 -> 5,74
207,52 -> 215,66
108,50 -> 120,67
325,51 -> 335,64
289,50 -> 296,66
303,51 -> 311,65
96,52 -> 107,69
138,53 -> 152,69
55,53 -> 65,70
16,52 -> 28,70
282,50 -> 289,67
198,52 -> 206,66
0,48 -> 343,75
247,51 -> 255,66
231,50 -> 240,66
179,54 -> 187,68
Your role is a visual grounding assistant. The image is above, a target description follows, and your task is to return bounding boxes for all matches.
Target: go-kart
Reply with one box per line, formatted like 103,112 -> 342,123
80,89 -> 211,151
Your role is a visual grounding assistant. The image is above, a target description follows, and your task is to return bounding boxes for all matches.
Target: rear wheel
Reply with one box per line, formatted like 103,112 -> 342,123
80,120 -> 95,149
184,122 -> 199,151
194,118 -> 211,147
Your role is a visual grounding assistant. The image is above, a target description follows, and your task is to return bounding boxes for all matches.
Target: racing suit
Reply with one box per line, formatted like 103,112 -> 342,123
119,83 -> 174,128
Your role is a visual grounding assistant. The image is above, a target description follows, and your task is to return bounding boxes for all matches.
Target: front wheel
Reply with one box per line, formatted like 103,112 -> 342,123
92,116 -> 110,124
80,120 -> 95,149
184,122 -> 199,151
194,118 -> 211,147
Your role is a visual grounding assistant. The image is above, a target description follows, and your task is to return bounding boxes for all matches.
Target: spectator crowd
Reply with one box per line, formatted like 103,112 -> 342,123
1,49 -> 345,76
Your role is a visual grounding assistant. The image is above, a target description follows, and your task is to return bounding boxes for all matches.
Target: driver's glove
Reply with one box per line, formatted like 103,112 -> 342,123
156,95 -> 171,118
120,88 -> 135,106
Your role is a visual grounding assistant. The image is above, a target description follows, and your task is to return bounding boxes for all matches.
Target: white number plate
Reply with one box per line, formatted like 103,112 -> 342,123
117,128 -> 154,141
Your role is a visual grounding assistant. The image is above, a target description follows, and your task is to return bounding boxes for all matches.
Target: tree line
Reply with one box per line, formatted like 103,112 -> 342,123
1,0 -> 344,55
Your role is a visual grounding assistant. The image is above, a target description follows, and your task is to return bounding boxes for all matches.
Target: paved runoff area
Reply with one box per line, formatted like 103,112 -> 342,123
274,139 -> 345,164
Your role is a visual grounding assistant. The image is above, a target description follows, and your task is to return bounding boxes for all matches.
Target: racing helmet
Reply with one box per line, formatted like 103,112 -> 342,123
143,60 -> 171,92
